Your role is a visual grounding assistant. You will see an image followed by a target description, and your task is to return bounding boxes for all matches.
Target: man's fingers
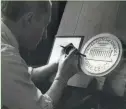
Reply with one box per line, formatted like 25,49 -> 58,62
66,48 -> 78,60
61,48 -> 65,54
60,47 -> 66,56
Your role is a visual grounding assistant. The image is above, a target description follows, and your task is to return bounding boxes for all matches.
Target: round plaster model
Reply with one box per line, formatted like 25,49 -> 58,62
80,33 -> 123,76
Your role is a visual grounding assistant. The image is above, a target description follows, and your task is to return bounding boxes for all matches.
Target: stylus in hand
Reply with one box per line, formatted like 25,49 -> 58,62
60,45 -> 86,57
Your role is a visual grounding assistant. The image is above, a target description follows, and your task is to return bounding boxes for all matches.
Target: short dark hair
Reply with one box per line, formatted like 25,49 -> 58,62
1,1 -> 51,21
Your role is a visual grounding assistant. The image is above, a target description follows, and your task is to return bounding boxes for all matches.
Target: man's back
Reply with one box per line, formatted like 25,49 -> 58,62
1,21 -> 53,109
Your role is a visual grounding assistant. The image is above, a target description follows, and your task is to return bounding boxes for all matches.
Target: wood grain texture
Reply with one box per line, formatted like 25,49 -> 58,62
56,1 -> 83,36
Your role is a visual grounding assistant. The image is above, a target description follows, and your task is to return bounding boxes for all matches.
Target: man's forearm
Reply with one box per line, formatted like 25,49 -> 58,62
46,77 -> 67,107
31,62 -> 58,82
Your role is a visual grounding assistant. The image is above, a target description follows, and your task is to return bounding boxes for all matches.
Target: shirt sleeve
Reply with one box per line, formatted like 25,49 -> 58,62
1,46 -> 53,109
28,66 -> 33,75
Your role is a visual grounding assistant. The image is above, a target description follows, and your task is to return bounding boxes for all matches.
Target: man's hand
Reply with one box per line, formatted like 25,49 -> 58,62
55,48 -> 79,82
46,47 -> 80,106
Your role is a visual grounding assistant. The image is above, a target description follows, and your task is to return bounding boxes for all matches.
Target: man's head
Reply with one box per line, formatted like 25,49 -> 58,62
1,1 -> 52,50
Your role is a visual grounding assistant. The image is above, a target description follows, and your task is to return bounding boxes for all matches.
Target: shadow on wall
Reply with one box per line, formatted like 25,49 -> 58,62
20,1 -> 66,66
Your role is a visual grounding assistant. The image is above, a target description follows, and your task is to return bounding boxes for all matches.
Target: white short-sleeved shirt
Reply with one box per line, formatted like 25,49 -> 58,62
1,21 -> 53,109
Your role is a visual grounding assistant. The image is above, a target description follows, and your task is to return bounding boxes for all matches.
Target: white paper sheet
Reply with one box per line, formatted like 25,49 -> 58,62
48,37 -> 82,64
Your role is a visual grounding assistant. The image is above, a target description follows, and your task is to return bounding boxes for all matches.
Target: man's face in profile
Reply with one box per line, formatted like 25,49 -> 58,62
19,2 -> 51,51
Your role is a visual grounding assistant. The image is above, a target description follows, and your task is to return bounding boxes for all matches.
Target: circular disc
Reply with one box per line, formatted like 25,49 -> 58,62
80,33 -> 122,77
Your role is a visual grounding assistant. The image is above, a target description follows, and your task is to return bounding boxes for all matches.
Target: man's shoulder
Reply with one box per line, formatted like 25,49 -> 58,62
1,42 -> 28,72
1,27 -> 28,76
1,41 -> 19,56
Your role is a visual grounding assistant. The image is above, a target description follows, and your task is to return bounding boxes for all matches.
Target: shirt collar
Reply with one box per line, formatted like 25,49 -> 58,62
1,21 -> 19,50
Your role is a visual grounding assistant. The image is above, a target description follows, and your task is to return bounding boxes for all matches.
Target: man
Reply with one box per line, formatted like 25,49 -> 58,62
1,1 -> 79,109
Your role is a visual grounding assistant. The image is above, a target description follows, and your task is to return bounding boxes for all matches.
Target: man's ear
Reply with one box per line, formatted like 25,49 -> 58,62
24,12 -> 34,25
